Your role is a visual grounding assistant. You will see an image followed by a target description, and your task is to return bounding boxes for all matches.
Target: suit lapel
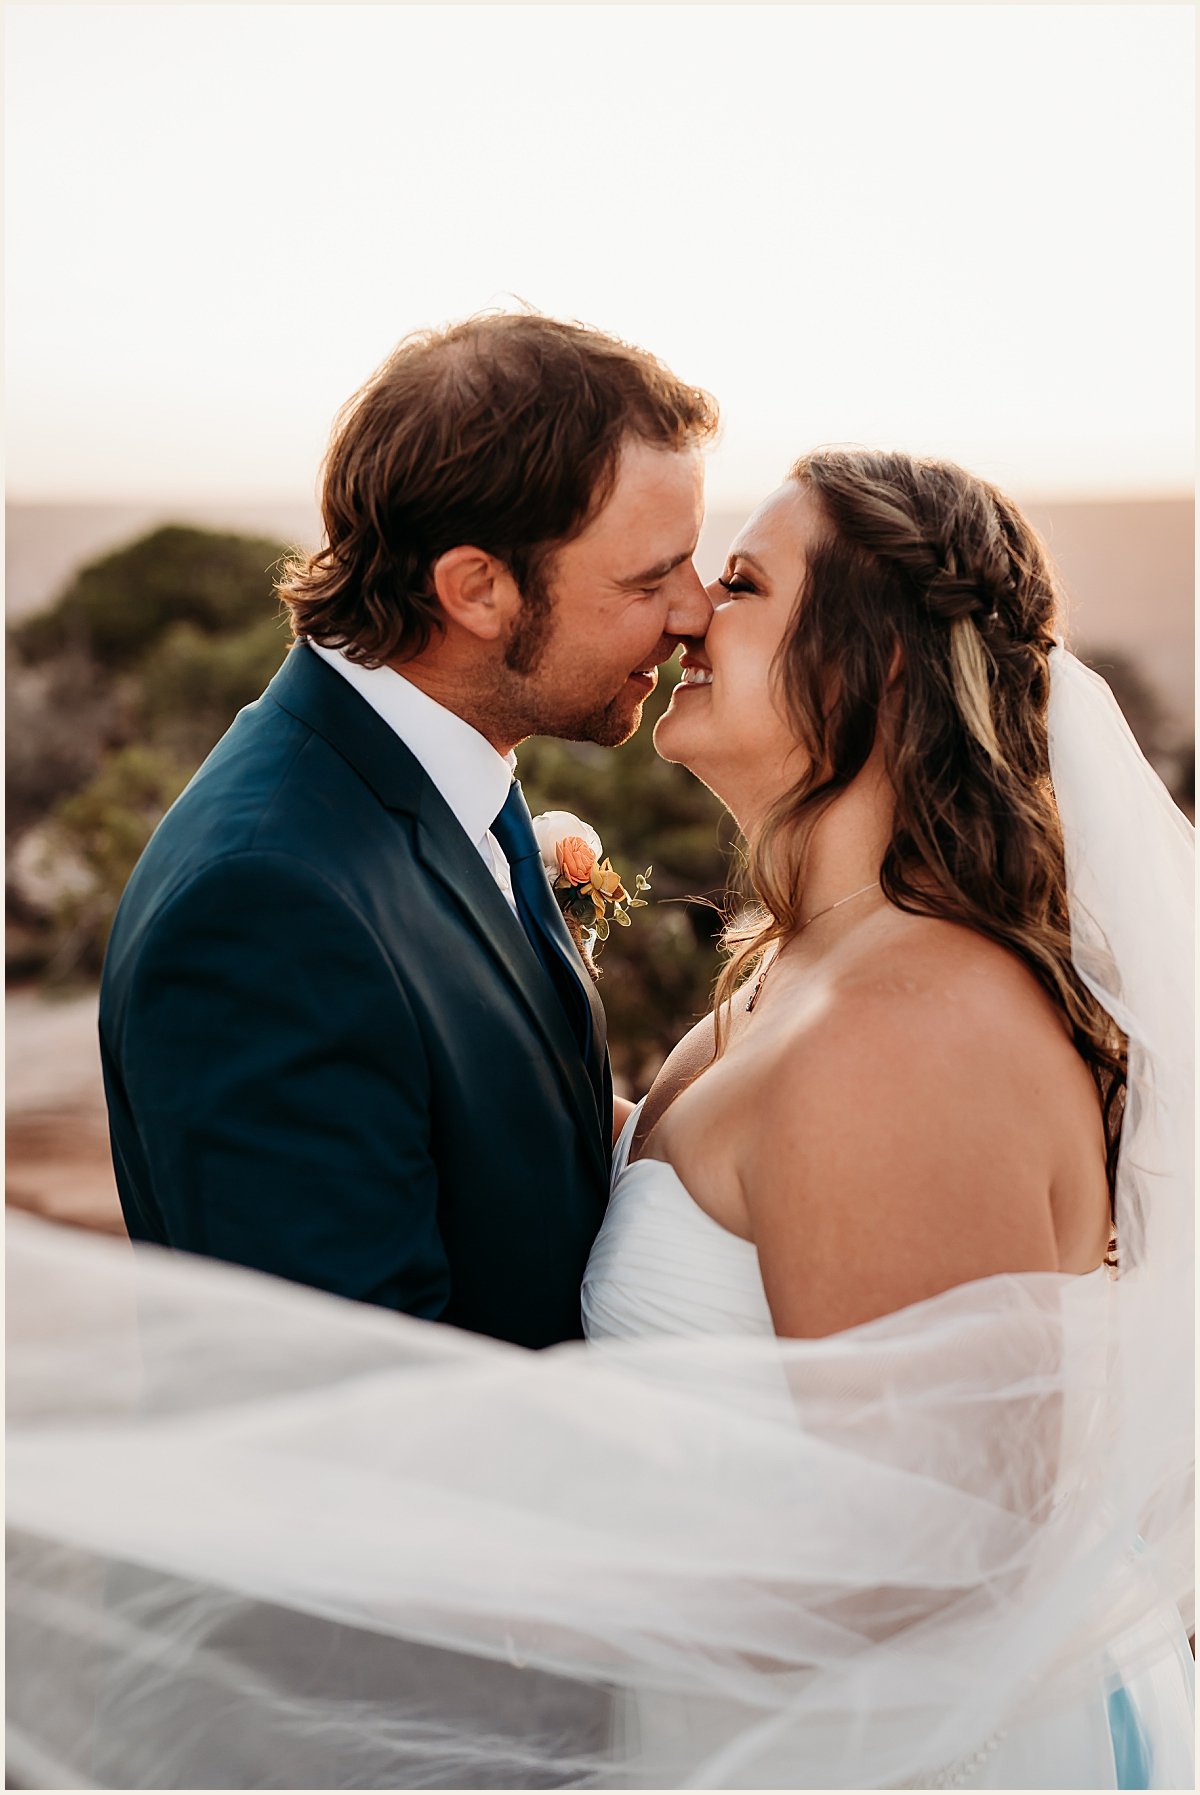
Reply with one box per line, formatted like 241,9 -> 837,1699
266,644 -> 428,813
412,786 -> 610,1185
268,645 -> 610,1181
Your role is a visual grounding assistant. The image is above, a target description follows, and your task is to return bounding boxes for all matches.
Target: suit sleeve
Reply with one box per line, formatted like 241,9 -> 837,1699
115,849 -> 449,1316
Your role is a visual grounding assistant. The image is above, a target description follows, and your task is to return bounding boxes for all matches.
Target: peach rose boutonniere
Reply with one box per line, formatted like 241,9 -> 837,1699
530,810 -> 651,982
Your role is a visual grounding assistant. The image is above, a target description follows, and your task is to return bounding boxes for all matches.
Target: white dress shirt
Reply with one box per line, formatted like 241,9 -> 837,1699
306,642 -> 519,912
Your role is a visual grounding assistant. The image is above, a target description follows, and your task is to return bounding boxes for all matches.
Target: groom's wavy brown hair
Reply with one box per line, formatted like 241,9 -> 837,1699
715,449 -> 1127,1218
278,312 -> 717,666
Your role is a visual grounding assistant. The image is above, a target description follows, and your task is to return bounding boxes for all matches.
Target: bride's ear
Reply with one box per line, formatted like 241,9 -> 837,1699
431,546 -> 520,643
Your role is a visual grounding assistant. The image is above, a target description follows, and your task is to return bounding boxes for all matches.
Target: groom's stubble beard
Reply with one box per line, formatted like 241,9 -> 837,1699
488,578 -> 650,750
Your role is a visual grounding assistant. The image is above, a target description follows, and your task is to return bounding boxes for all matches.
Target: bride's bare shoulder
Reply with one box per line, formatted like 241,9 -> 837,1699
746,911 -> 1088,1155
827,912 -> 1078,1061
743,917 -> 1100,1335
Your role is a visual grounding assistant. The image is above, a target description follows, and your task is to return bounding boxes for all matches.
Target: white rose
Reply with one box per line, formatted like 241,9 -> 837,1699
531,810 -> 603,878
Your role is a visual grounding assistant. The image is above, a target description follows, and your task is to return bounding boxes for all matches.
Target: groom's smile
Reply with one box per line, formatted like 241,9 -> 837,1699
501,440 -> 711,748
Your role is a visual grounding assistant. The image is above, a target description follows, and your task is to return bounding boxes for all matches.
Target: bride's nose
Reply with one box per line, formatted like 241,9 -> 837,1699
665,566 -> 713,641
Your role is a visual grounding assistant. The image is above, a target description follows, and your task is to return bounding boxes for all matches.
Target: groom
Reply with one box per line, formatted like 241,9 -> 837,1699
99,313 -> 716,1347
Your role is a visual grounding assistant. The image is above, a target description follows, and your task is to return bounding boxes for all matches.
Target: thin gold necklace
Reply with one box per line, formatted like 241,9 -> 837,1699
745,881 -> 881,1012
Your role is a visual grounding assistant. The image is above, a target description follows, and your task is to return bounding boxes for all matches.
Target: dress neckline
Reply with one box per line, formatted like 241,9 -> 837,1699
613,1100 -> 755,1250
614,1152 -> 760,1251
613,1101 -> 1114,1290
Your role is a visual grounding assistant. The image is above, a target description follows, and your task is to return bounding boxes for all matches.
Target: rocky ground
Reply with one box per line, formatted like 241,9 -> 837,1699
6,987 -> 124,1234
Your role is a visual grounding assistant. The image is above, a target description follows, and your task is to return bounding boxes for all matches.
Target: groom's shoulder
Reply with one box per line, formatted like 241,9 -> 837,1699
105,749 -> 409,1000
113,667 -> 423,939
170,644 -> 425,841
157,698 -> 394,861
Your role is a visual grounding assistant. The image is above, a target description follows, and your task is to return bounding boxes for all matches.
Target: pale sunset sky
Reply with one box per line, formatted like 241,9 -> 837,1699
6,3 -> 1194,509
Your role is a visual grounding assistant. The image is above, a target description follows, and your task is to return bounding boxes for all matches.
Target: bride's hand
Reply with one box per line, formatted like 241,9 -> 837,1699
612,1095 -> 635,1147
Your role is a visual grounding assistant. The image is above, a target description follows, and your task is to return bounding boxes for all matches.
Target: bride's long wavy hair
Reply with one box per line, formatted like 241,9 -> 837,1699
715,448 -> 1127,1208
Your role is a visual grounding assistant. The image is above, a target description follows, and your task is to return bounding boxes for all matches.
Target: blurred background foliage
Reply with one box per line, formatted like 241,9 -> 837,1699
7,528 -> 295,981
6,524 -> 1193,1094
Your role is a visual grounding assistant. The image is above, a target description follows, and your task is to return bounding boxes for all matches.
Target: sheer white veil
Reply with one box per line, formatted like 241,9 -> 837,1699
6,649 -> 1193,1790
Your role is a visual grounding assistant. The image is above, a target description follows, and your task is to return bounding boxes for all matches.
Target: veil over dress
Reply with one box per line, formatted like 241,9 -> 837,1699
6,651 -> 1194,1789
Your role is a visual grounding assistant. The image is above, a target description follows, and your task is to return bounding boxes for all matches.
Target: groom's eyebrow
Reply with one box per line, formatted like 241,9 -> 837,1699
616,547 -> 696,589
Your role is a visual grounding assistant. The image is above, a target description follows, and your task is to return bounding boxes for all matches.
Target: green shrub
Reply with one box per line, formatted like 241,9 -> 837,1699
7,523 -> 297,980
5,649 -> 123,841
140,614 -> 291,764
43,746 -> 192,980
14,525 -> 292,672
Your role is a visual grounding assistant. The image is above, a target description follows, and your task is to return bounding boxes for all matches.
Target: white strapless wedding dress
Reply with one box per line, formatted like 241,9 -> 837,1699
581,1104 -> 1195,1791
583,1104 -> 773,1340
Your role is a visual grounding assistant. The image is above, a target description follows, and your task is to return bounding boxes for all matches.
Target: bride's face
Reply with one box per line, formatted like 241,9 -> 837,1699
654,480 -> 820,825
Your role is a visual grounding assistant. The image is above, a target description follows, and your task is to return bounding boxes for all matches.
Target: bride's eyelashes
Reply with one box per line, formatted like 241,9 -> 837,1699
717,574 -> 757,596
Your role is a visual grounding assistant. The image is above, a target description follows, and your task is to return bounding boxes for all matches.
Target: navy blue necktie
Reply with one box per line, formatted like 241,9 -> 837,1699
491,781 -> 604,1111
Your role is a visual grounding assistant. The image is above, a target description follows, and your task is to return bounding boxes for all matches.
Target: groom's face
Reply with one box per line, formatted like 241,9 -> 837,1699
503,440 -> 711,747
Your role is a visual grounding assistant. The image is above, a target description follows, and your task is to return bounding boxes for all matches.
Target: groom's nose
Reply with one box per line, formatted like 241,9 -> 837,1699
665,564 -> 713,642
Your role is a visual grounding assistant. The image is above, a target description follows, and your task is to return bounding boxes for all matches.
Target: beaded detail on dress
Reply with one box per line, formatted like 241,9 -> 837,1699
899,1727 -> 1008,1788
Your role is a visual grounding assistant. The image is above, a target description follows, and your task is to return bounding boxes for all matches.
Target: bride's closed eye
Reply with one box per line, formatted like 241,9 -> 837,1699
717,574 -> 757,596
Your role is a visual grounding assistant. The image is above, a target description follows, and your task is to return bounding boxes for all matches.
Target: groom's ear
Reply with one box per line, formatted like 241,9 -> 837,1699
431,546 -> 520,642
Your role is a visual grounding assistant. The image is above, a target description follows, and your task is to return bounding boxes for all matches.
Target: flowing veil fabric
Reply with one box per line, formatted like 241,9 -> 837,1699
6,650 -> 1194,1790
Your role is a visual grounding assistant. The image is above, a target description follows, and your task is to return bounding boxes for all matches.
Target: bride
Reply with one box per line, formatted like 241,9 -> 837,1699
7,450 -> 1194,1790
590,451 -> 1119,1343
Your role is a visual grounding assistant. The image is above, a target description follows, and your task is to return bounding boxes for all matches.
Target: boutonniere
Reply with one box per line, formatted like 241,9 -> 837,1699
531,810 -> 651,981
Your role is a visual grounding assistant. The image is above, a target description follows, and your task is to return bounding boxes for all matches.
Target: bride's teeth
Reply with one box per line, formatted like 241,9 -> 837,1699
679,667 -> 713,686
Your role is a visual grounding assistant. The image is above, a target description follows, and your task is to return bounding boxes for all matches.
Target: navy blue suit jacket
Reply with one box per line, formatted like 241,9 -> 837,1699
99,644 -> 612,1348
